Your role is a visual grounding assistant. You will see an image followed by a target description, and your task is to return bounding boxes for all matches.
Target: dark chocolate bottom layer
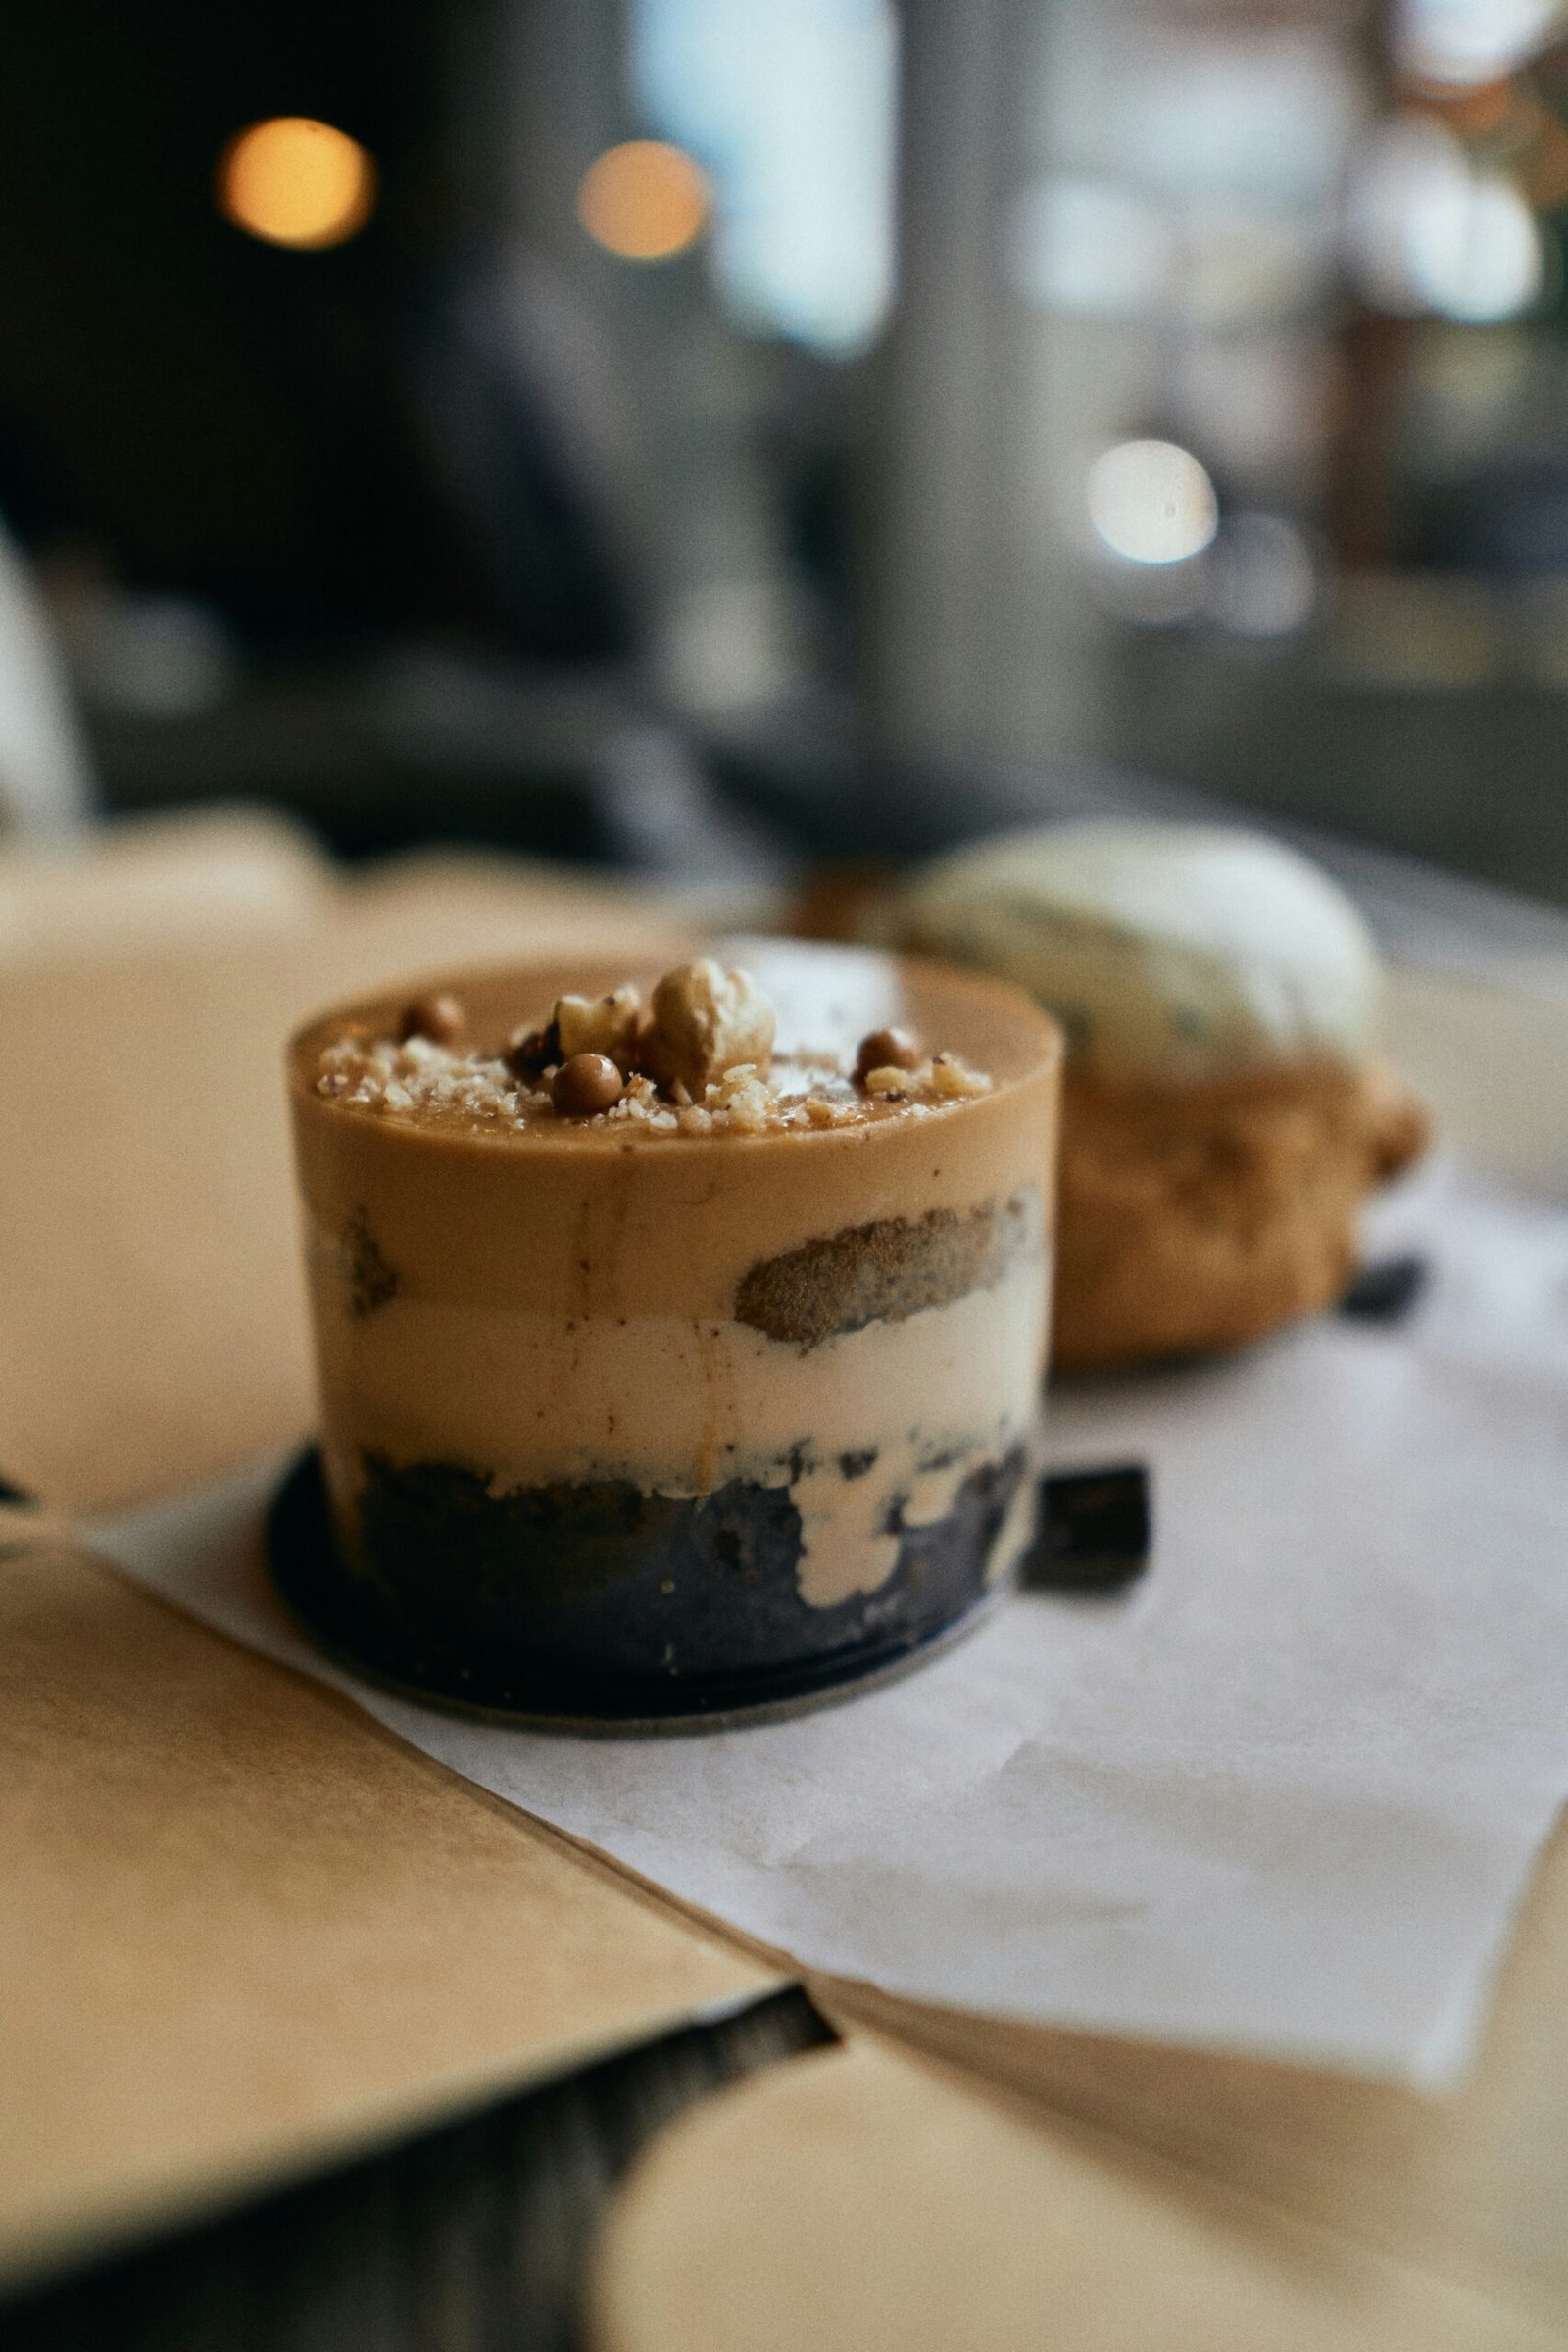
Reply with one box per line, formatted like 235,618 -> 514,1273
269,1445 -> 1028,1727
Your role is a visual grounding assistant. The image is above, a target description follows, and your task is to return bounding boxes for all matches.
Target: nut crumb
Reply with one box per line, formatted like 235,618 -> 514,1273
929,1050 -> 991,1098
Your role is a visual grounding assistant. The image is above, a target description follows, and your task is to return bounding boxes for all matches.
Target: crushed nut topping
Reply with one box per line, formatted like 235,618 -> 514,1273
864,1050 -> 990,1102
315,961 -> 991,1137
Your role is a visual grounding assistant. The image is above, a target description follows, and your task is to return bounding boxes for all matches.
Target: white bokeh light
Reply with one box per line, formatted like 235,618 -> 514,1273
1088,440 -> 1218,565
1348,119 -> 1544,323
1005,179 -> 1170,319
1396,0 -> 1564,86
1408,172 -> 1544,323
1207,514 -> 1316,639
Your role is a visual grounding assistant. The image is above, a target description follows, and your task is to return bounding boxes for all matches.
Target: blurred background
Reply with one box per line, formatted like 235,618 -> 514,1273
2,0 -> 1568,904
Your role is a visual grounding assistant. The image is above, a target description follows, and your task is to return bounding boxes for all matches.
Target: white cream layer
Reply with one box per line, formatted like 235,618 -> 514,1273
311,1245 -> 1047,1609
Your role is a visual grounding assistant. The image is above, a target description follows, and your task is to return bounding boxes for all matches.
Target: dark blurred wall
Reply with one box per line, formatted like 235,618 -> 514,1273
0,0 -> 631,656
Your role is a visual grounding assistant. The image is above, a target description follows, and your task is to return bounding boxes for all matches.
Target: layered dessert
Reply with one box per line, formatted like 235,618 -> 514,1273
285,939 -> 1061,1722
885,821 -> 1429,1371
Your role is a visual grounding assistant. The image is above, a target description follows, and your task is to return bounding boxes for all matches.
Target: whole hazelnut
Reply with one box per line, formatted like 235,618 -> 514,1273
555,983 -> 643,1069
855,1026 -> 921,1085
552,1053 -> 625,1118
642,960 -> 775,1097
399,991 -> 465,1048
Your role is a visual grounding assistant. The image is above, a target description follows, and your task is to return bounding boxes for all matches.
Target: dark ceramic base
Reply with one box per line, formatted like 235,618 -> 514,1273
267,1445 -> 1026,1733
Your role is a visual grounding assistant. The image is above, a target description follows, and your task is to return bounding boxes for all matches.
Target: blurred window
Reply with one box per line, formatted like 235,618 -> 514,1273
631,0 -> 897,354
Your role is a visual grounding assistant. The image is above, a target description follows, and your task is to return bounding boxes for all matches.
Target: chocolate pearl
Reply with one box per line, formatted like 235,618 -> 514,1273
399,991 -> 465,1047
553,1052 -> 624,1117
855,1025 -> 921,1084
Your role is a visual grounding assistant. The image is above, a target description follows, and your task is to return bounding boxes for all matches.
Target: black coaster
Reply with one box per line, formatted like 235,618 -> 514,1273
266,1449 -> 1010,1734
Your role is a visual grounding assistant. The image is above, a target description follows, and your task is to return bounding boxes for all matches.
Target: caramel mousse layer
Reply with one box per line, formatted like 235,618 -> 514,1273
287,941 -> 1061,1711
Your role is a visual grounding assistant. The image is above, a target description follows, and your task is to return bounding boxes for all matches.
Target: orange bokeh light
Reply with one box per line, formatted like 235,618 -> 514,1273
218,117 -> 377,252
575,140 -> 709,262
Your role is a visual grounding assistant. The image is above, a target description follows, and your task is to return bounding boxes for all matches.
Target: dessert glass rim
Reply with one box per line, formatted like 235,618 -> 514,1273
288,944 -> 1064,1158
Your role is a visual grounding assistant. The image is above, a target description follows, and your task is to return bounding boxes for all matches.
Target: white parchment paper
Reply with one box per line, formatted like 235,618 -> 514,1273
92,1156 -> 1568,2087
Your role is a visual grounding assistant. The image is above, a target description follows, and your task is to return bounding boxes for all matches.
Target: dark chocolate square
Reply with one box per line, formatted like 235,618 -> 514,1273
1338,1253 -> 1430,1324
1023,1465 -> 1152,1592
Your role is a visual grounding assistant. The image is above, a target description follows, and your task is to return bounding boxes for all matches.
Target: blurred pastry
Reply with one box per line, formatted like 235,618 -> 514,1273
887,820 -> 1429,1372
